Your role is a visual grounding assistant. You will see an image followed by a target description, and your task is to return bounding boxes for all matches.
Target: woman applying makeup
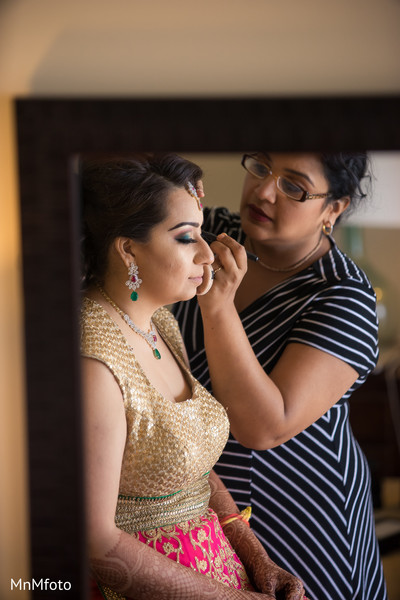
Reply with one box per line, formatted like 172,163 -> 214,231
80,153 -> 305,600
173,152 -> 387,600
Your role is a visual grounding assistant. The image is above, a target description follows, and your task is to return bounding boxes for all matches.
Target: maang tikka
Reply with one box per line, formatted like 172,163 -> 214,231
125,262 -> 142,301
186,181 -> 203,210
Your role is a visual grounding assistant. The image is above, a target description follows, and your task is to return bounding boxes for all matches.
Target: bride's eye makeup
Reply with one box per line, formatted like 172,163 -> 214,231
176,232 -> 197,244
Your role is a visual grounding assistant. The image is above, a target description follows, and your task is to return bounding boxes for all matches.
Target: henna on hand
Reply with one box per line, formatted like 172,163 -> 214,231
209,471 -> 305,600
222,520 -> 305,600
90,528 -> 275,599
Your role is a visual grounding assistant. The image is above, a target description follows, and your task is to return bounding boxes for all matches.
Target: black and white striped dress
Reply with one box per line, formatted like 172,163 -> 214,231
173,207 -> 387,600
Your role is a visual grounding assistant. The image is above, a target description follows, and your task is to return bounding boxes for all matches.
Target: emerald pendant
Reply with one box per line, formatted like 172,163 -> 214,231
130,291 -> 138,301
153,349 -> 161,360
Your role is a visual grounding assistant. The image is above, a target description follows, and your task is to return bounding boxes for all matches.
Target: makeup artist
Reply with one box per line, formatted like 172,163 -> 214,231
173,152 -> 387,600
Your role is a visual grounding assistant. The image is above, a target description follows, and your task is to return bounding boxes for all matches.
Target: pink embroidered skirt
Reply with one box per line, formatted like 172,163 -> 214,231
91,508 -> 253,599
134,508 -> 252,589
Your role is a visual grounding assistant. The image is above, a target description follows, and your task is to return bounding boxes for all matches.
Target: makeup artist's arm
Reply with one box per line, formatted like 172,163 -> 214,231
83,356 -> 272,600
197,235 -> 358,449
208,471 -> 304,599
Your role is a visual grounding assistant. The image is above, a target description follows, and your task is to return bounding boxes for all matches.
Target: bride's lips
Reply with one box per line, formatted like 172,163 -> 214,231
247,203 -> 272,222
189,276 -> 203,285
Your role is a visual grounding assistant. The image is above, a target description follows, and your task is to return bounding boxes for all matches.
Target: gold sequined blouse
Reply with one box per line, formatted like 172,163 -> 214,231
80,298 -> 229,531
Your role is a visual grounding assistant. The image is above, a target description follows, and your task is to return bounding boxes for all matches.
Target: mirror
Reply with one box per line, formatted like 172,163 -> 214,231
16,97 -> 400,598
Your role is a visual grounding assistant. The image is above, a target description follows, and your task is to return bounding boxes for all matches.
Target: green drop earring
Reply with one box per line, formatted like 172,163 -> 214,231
125,262 -> 142,301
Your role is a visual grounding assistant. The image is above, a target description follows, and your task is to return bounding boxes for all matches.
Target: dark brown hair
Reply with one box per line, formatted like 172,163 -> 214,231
319,152 -> 371,217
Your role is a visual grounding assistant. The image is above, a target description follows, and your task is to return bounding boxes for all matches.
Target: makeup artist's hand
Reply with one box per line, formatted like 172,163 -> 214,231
197,233 -> 247,313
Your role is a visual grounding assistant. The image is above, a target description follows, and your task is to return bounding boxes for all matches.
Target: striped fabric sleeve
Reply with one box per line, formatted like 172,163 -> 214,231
203,206 -> 243,241
288,281 -> 379,378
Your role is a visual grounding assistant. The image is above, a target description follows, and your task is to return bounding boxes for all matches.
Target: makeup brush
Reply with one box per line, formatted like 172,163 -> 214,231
201,231 -> 258,262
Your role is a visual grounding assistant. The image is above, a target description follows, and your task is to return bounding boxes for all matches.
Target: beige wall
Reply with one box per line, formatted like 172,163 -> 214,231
0,97 -> 30,599
0,0 -> 399,595
1,0 -> 400,97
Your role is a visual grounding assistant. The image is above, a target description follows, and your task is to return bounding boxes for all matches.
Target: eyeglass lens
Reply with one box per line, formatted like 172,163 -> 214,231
244,156 -> 305,201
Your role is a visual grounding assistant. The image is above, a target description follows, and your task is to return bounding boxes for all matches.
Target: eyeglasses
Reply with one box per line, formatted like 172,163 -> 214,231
241,154 -> 331,203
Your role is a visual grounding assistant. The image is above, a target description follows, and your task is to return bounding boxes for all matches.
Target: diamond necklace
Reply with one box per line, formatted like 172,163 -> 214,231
248,236 -> 323,273
97,286 -> 161,360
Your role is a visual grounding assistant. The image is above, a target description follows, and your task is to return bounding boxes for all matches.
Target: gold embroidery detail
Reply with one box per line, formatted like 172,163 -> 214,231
115,477 -> 211,532
197,529 -> 207,543
162,542 -> 175,555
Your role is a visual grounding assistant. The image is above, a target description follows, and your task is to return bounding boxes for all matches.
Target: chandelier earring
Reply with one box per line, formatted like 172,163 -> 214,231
125,262 -> 142,301
322,221 -> 333,236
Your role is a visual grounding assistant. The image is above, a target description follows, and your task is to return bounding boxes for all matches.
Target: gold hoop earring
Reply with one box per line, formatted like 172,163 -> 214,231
322,221 -> 333,236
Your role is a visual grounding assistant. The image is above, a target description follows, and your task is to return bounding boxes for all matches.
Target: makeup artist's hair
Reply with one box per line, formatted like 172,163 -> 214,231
81,153 -> 203,287
319,152 -> 371,216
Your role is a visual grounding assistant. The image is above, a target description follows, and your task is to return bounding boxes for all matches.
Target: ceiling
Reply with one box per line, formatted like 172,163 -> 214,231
0,0 -> 399,96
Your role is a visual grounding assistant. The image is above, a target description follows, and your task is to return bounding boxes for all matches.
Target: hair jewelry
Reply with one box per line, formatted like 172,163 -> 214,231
125,262 -> 142,301
97,286 -> 161,359
186,181 -> 203,210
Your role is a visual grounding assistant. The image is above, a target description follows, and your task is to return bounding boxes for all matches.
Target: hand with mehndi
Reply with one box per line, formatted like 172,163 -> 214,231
221,519 -> 306,599
251,557 -> 306,599
208,472 -> 307,600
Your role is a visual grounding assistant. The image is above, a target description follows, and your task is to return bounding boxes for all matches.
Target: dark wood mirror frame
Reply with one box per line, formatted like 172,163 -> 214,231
15,96 -> 400,598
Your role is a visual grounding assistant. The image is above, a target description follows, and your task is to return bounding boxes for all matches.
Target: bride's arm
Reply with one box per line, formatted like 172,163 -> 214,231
208,471 -> 305,600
